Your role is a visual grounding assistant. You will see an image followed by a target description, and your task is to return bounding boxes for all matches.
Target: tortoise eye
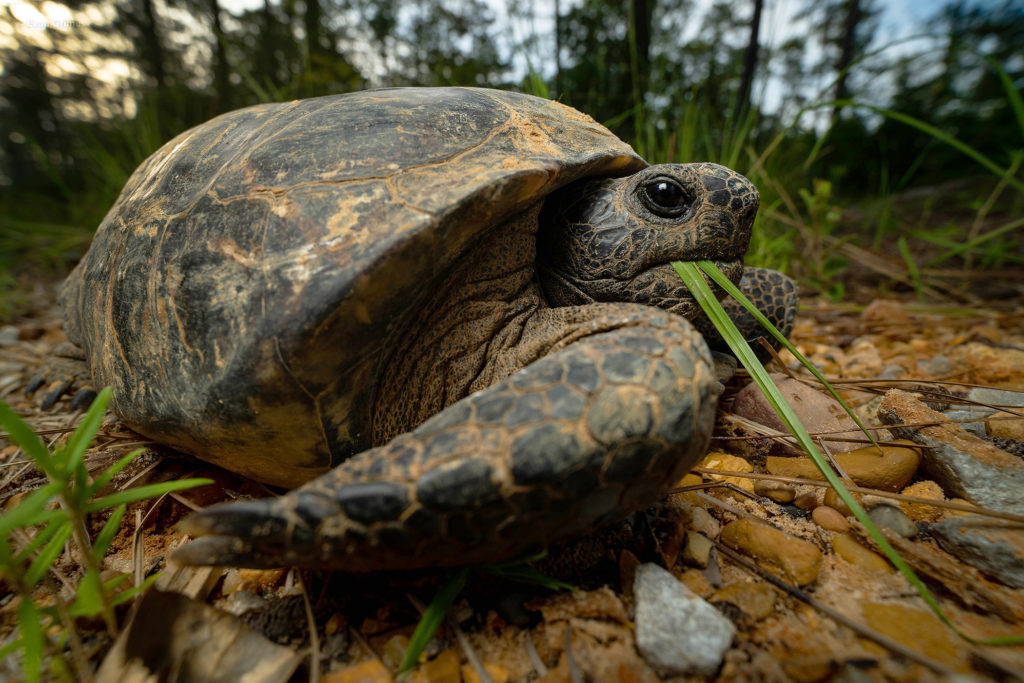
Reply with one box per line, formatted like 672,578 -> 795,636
642,177 -> 689,216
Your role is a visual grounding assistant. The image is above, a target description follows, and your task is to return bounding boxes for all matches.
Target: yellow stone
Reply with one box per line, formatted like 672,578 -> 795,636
462,663 -> 509,683
899,480 -> 946,523
860,603 -> 971,673
811,505 -> 849,532
719,519 -> 822,586
831,534 -> 891,573
822,488 -> 854,516
766,441 -> 921,491
698,451 -> 755,494
321,658 -> 393,683
674,567 -> 714,597
711,582 -> 777,620
754,479 -> 795,503
419,650 -> 461,683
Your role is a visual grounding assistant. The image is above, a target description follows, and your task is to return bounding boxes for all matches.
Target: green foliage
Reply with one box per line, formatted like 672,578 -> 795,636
399,554 -> 575,673
0,388 -> 212,681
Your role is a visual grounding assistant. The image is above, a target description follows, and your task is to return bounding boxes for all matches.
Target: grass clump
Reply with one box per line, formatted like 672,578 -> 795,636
0,388 -> 212,681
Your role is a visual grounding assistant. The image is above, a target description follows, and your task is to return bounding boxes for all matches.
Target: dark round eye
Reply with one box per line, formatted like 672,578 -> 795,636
643,177 -> 689,216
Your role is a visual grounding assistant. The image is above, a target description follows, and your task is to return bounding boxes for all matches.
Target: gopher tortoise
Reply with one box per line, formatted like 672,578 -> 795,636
54,87 -> 797,571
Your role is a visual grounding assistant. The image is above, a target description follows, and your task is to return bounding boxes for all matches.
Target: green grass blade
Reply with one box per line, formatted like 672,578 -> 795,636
989,57 -> 1024,140
868,106 -> 1024,195
0,402 -> 57,478
483,562 -> 575,591
12,515 -> 65,564
69,569 -> 104,618
674,260 -> 1022,646
84,478 -> 214,513
90,449 -> 146,492
60,387 -> 110,475
17,597 -> 45,683
110,573 -> 159,607
399,567 -> 469,673
0,483 -> 65,536
92,505 -> 126,558
693,260 -> 878,449
24,523 -> 74,588
896,236 -> 923,299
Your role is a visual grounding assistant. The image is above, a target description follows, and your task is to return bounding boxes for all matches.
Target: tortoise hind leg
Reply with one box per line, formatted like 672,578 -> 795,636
173,312 -> 720,571
26,342 -> 97,410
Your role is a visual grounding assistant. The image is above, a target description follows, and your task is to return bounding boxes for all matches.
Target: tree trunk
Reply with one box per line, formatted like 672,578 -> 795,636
628,0 -> 652,139
554,0 -> 562,98
735,0 -> 763,123
138,0 -> 166,92
833,0 -> 861,119
209,0 -> 230,111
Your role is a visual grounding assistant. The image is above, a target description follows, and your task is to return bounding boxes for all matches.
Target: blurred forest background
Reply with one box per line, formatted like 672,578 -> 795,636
0,0 -> 1022,316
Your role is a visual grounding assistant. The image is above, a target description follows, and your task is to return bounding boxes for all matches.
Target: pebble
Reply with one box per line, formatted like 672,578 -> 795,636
899,480 -> 946,523
943,410 -> 988,438
381,635 -> 409,669
877,365 -> 905,380
674,567 -> 714,598
860,299 -> 909,323
831,534 -> 891,574
681,530 -> 713,569
221,568 -> 288,595
754,479 -> 796,503
0,325 -> 18,346
719,519 -> 822,586
689,506 -> 721,539
411,650 -> 461,683
866,504 -> 917,538
634,563 -> 735,675
860,603 -> 971,673
843,340 -> 883,377
931,514 -> 1024,589
322,659 -> 393,683
732,374 -> 862,455
698,451 -> 755,495
879,390 -> 1024,515
916,354 -> 954,376
822,488 -> 854,516
953,342 -> 1024,389
811,505 -> 849,532
710,582 -> 776,621
462,662 -> 509,683
765,440 -> 920,492
792,490 -> 820,510
966,388 -> 1024,440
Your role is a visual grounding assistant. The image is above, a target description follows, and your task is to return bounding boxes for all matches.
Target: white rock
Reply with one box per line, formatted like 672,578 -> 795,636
634,562 -> 735,675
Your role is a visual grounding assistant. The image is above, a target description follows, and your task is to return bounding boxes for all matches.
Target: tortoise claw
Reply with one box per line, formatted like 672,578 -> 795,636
25,374 -> 46,397
69,388 -> 99,411
41,380 -> 72,410
174,496 -> 329,568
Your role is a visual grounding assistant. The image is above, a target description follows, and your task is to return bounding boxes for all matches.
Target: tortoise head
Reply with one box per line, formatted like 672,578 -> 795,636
536,162 -> 758,319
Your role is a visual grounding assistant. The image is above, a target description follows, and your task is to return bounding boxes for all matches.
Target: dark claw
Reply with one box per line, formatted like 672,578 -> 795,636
25,374 -> 45,397
174,499 -> 314,568
69,388 -> 98,411
41,380 -> 71,410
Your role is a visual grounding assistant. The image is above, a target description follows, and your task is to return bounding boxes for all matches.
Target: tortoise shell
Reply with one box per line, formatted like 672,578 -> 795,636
60,87 -> 646,487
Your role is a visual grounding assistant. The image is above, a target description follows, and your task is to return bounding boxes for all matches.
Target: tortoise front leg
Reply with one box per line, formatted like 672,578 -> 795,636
173,314 -> 720,571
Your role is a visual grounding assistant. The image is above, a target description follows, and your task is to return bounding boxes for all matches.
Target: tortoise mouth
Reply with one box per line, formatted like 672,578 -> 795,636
630,258 -> 743,317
